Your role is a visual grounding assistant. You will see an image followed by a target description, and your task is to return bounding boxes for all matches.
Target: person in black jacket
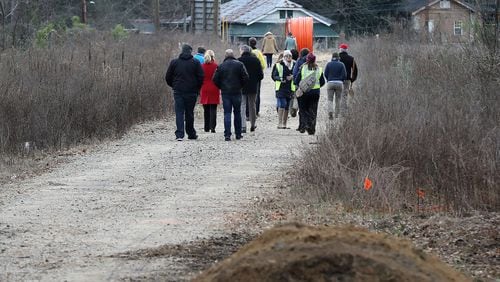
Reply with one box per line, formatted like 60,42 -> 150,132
339,43 -> 358,113
212,49 -> 249,141
238,45 -> 264,133
165,44 -> 204,141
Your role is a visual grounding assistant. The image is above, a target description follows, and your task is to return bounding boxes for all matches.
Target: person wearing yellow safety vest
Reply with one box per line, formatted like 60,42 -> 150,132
271,50 -> 296,129
294,53 -> 325,135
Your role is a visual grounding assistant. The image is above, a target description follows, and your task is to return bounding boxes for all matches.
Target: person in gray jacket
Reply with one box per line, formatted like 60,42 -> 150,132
324,52 -> 347,119
284,32 -> 297,51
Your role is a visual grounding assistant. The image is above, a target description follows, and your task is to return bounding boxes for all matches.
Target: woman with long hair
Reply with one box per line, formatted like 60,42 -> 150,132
200,50 -> 221,133
294,53 -> 325,135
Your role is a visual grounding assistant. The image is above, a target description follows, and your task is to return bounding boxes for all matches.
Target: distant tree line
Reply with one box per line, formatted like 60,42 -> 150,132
293,0 -> 404,35
0,0 -> 189,49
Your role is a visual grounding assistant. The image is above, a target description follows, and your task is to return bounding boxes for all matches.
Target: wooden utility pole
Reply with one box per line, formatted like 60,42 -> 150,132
496,0 -> 499,52
213,0 -> 219,36
190,0 -> 195,33
153,0 -> 160,32
81,0 -> 87,24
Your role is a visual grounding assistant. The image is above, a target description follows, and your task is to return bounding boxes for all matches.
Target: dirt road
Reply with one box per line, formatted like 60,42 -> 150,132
0,69 -> 325,281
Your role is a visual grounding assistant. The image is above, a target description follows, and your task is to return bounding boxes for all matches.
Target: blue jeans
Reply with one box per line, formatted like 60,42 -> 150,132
174,92 -> 198,139
222,94 -> 242,138
276,97 -> 291,109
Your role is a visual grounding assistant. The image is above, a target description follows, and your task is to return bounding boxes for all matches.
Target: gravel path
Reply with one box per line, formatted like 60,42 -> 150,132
0,70 -> 326,281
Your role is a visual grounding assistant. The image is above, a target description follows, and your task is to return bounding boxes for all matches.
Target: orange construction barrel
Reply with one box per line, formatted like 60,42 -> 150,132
286,17 -> 313,52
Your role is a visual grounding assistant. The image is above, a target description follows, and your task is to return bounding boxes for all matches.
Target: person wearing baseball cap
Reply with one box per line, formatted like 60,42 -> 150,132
338,43 -> 358,112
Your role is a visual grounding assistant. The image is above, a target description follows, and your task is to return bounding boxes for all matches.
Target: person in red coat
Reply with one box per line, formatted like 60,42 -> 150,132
200,50 -> 221,133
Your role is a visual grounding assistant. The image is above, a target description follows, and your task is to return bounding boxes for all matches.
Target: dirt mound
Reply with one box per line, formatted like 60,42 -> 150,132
194,223 -> 469,282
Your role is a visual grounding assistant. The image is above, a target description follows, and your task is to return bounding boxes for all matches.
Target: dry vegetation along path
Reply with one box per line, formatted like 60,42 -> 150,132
0,70 -> 322,281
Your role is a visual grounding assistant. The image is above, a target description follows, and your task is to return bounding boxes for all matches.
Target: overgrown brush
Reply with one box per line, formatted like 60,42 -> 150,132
0,32 -> 173,154
292,37 -> 499,214
0,31 -> 230,156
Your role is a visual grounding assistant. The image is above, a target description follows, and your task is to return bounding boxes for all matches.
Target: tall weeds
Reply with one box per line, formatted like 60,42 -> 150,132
0,30 -> 232,156
293,38 -> 499,214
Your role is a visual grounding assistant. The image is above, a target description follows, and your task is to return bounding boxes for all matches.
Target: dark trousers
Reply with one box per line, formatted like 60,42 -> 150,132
297,96 -> 305,130
256,81 -> 261,115
247,81 -> 261,116
299,93 -> 320,134
264,54 -> 273,68
203,104 -> 217,132
174,92 -> 198,138
222,94 -> 242,138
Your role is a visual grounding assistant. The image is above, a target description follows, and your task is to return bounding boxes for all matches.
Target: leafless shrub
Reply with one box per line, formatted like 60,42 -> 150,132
0,32 -> 173,154
0,31 -> 231,157
291,36 -> 500,214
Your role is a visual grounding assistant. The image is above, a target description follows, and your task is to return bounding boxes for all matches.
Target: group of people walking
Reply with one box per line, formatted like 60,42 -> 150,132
165,35 -> 358,141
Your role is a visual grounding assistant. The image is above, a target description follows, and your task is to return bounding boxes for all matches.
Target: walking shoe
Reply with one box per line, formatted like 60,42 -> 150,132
225,136 -> 231,141
241,128 -> 247,133
188,135 -> 198,140
176,137 -> 183,141
299,128 -> 306,133
250,126 -> 257,132
210,129 -> 216,133
236,135 -> 243,140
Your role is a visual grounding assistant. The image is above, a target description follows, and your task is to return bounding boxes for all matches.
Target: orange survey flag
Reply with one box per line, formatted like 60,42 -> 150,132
364,177 -> 373,191
416,188 -> 425,199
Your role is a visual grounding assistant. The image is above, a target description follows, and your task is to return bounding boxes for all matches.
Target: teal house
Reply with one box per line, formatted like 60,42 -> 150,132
221,0 -> 338,47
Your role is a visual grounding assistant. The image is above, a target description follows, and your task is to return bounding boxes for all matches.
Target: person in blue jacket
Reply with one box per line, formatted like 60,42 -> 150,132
324,52 -> 347,119
194,47 -> 206,64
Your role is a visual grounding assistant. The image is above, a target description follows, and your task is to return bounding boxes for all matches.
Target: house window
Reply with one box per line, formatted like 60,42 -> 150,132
426,20 -> 434,33
440,1 -> 450,9
279,10 -> 293,19
454,21 -> 463,35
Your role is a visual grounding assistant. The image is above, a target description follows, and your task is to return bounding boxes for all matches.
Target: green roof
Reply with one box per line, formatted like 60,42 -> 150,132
229,23 -> 338,38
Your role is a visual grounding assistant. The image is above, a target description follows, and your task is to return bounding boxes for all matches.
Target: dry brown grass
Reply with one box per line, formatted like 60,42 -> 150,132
291,36 -> 499,214
0,32 -> 231,156
0,32 -> 172,154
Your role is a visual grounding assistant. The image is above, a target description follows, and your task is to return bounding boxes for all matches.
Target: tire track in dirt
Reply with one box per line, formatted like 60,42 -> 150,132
0,69 -> 321,281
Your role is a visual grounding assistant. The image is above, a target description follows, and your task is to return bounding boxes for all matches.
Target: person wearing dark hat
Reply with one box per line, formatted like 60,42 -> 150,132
338,43 -> 358,111
165,44 -> 204,141
294,52 -> 325,135
238,45 -> 264,132
212,49 -> 249,141
194,46 -> 206,64
324,52 -> 347,119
